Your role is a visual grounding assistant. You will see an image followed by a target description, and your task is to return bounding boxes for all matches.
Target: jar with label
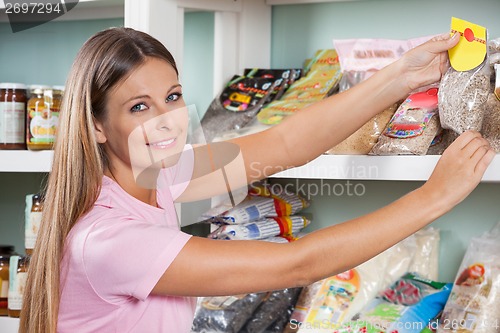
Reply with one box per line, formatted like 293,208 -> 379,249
0,83 -> 27,149
25,194 -> 43,255
0,245 -> 15,316
8,255 -> 29,318
26,85 -> 50,150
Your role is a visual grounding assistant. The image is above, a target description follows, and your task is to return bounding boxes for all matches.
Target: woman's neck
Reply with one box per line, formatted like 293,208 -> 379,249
105,166 -> 160,207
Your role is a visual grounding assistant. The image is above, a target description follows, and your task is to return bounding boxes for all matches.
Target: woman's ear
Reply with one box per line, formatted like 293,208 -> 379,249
93,119 -> 107,144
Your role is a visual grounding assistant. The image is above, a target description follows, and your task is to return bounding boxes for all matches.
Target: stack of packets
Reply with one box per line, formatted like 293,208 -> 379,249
198,183 -> 311,242
257,49 -> 342,125
284,227 -> 444,333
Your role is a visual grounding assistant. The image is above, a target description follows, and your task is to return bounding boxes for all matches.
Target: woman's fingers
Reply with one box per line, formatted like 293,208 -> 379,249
472,146 -> 496,175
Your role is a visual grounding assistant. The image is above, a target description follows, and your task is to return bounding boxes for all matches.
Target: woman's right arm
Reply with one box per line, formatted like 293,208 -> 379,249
153,130 -> 494,297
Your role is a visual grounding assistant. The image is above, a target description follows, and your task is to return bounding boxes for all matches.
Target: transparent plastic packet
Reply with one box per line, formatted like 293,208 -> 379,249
326,103 -> 398,155
439,19 -> 491,134
481,90 -> 500,152
437,228 -> 500,333
370,87 -> 441,155
488,38 -> 500,72
239,288 -> 302,333
190,293 -> 267,333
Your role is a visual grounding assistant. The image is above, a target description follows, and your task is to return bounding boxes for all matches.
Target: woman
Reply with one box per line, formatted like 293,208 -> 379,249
20,27 -> 494,332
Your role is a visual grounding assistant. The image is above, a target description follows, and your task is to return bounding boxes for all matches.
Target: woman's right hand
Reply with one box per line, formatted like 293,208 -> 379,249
422,130 -> 495,210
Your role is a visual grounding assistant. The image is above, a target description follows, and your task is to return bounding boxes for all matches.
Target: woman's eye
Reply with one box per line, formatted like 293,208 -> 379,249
131,103 -> 148,112
166,92 -> 183,103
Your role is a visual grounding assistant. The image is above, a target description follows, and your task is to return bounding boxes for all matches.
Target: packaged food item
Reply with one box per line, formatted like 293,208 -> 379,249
257,49 -> 342,125
25,193 -> 44,255
191,293 -> 267,333
198,185 -> 309,225
199,69 -> 300,142
481,92 -> 500,152
26,86 -> 61,150
437,224 -> 500,333
8,255 -> 29,318
333,36 -> 433,93
240,288 -> 302,333
488,38 -> 500,72
0,245 -> 15,316
370,87 -> 441,155
326,103 -> 398,155
338,273 -> 452,333
426,129 -> 459,155
495,63 -> 500,100
439,18 -> 491,134
287,228 -> 440,333
208,215 -> 310,241
0,83 -> 27,149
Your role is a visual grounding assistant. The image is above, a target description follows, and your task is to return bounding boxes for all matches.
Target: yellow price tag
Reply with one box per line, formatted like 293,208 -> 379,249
448,17 -> 487,71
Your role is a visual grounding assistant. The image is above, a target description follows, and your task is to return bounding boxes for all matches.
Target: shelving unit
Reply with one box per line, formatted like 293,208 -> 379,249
1,150 -> 500,181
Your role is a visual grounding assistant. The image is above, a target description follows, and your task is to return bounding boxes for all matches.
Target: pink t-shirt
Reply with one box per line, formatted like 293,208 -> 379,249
58,146 -> 196,333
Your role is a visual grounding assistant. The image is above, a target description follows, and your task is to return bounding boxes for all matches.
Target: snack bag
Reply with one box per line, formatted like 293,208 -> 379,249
200,69 -> 300,142
439,17 -> 491,134
208,216 -> 310,240
337,273 -> 452,333
437,224 -> 500,333
257,49 -> 342,125
370,87 -> 441,155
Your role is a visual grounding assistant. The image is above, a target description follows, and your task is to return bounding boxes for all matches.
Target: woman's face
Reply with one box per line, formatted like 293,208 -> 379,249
96,57 -> 188,181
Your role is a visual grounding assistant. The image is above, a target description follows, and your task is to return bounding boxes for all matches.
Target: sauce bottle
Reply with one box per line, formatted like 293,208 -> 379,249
26,85 -> 51,150
0,245 -> 15,316
0,83 -> 27,149
25,194 -> 43,256
8,255 -> 29,318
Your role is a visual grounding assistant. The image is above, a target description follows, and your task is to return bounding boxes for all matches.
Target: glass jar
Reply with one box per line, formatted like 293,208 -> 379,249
0,83 -> 27,149
25,193 -> 43,255
26,85 -> 51,150
8,255 -> 29,318
0,245 -> 15,316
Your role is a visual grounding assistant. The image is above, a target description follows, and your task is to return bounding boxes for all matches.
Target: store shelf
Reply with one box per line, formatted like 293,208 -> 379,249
1,150 -> 499,182
0,150 -> 53,173
0,317 -> 19,331
271,154 -> 500,182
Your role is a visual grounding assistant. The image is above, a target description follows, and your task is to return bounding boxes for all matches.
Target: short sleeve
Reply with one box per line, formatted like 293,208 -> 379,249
83,216 -> 192,303
158,144 -> 195,201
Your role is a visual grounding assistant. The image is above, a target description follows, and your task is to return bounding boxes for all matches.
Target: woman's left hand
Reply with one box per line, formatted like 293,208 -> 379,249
400,32 -> 459,92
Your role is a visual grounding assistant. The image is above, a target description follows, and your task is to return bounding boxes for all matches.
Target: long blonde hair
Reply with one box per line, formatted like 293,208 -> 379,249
19,27 -> 178,333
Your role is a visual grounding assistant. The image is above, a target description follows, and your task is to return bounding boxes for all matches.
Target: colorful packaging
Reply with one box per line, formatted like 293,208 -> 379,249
257,49 -> 342,125
208,216 -> 309,241
437,223 -> 500,333
370,87 -> 441,155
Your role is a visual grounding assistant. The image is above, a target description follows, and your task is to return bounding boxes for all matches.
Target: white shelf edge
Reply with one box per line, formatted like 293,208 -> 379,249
0,316 -> 19,331
1,151 -> 499,182
271,154 -> 500,182
0,150 -> 53,173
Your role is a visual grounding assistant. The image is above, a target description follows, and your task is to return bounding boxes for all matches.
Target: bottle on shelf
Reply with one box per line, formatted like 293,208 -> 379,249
0,83 -> 27,150
25,193 -> 44,256
0,245 -> 15,316
8,255 -> 30,318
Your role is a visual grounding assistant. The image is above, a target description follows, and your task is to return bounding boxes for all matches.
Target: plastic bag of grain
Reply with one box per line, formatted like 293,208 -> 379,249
438,18 -> 491,134
481,90 -> 500,152
437,224 -> 500,333
370,87 -> 442,155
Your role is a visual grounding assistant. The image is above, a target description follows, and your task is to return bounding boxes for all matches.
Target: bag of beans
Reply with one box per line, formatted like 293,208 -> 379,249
370,87 -> 441,155
438,18 -> 491,134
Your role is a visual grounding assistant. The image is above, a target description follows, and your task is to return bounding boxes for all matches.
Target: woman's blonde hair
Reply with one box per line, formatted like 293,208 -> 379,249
19,27 -> 178,333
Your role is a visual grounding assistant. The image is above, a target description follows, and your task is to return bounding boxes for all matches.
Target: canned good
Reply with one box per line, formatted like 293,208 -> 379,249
0,83 -> 27,149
